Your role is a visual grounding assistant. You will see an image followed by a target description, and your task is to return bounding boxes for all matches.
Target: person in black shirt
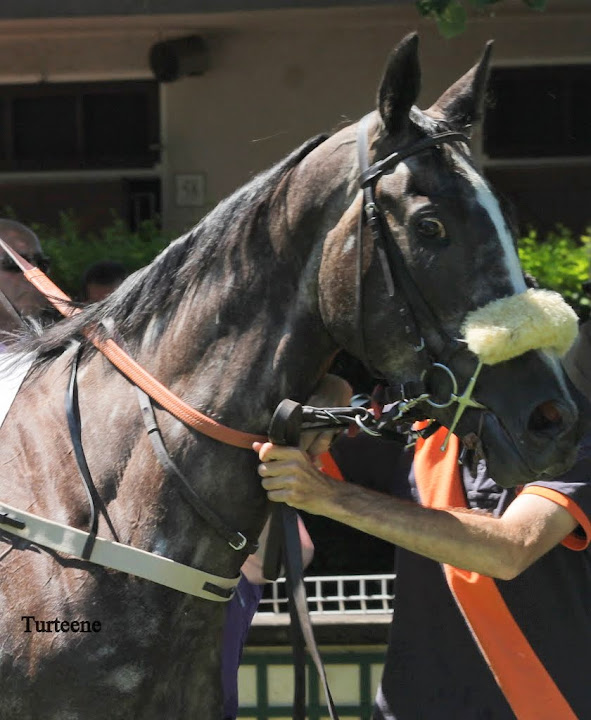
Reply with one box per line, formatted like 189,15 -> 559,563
255,326 -> 591,719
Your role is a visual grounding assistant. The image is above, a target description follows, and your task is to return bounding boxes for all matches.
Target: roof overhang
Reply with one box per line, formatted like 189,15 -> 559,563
0,0 -> 409,21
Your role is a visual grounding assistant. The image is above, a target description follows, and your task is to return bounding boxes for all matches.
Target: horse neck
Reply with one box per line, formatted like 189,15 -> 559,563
7,135 -> 359,583
136,135 -> 357,435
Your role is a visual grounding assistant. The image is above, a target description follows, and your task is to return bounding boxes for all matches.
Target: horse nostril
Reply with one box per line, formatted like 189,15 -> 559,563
528,401 -> 564,435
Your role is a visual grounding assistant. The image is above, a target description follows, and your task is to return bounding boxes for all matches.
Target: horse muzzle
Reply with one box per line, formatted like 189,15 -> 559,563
468,404 -> 580,489
429,288 -> 581,487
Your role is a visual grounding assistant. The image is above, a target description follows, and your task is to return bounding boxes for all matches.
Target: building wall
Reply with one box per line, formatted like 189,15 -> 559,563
0,2 -> 589,235
160,4 -> 591,234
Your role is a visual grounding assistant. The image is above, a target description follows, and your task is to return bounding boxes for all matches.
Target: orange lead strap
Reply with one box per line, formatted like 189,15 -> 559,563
413,425 -> 577,720
1,239 -> 267,450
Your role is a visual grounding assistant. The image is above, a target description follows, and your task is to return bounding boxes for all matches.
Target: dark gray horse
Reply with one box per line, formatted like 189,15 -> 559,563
0,34 -> 580,719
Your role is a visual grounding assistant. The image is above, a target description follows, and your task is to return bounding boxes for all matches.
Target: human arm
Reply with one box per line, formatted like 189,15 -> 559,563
253,443 -> 580,581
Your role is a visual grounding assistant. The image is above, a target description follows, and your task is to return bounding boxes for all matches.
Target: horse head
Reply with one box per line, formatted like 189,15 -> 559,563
317,34 -> 580,488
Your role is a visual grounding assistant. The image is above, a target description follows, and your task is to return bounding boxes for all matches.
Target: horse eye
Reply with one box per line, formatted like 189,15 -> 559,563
416,217 -> 446,239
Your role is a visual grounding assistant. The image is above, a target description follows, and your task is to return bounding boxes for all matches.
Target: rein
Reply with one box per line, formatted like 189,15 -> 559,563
0,239 -> 267,450
0,287 -> 24,329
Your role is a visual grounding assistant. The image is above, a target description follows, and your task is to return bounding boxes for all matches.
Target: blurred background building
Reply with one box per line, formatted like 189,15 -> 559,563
0,0 -> 588,236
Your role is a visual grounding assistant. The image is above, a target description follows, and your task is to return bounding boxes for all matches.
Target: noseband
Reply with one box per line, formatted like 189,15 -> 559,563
355,114 -> 486,447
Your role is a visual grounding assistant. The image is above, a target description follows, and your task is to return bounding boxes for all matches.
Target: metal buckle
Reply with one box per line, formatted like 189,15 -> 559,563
229,533 -> 247,551
0,511 -> 26,530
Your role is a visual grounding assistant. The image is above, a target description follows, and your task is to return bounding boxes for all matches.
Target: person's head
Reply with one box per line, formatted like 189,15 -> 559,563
81,260 -> 128,303
0,219 -> 49,330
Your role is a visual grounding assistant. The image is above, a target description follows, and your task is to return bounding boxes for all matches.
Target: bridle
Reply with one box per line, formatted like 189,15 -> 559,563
355,113 -> 487,448
0,239 -> 261,601
0,287 -> 23,329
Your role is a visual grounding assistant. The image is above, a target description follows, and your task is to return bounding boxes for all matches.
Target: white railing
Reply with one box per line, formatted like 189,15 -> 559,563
256,573 -> 396,617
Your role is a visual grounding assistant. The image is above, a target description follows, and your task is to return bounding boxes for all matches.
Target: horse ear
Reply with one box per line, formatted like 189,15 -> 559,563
428,41 -> 494,132
377,32 -> 421,137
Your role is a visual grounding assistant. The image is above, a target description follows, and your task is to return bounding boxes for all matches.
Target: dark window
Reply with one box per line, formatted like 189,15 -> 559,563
485,165 -> 591,234
0,177 -> 161,234
83,91 -> 153,165
0,81 -> 159,170
125,178 -> 161,231
13,95 -> 78,163
484,65 -> 591,158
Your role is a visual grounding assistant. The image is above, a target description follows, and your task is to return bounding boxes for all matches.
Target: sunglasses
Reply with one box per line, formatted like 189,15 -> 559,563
0,253 -> 50,274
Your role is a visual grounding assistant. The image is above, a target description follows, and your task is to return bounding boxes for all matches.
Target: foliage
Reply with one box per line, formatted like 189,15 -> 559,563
416,0 -> 547,38
518,226 -> 591,320
27,211 -> 172,298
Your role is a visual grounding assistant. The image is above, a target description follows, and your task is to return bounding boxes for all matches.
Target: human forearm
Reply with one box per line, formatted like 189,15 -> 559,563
315,480 -> 531,579
255,443 -> 578,580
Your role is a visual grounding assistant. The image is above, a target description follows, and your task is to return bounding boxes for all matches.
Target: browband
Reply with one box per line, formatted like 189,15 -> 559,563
358,129 -> 469,188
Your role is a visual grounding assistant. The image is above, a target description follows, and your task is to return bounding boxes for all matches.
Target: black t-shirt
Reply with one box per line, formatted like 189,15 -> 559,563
331,432 -> 591,720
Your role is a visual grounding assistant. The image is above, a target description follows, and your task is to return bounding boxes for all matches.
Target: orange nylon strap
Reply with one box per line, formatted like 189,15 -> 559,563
318,450 -> 345,481
3,247 -> 267,449
413,425 -> 577,720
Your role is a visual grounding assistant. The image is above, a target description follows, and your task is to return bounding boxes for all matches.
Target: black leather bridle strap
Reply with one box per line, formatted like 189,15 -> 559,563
65,342 -> 120,559
0,287 -> 24,329
358,128 -> 470,188
65,344 -> 98,559
65,341 -> 256,562
356,114 -> 470,363
264,399 -> 340,720
283,504 -> 340,720
135,385 -> 258,555
355,117 -> 398,374
93,319 -> 258,555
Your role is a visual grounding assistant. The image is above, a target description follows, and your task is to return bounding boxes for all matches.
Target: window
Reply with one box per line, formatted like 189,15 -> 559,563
0,81 -> 161,232
483,65 -> 591,159
0,177 -> 161,233
0,81 -> 159,171
483,64 -> 591,233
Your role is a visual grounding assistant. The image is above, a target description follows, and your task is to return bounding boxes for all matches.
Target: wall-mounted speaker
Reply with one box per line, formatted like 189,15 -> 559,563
149,35 -> 209,83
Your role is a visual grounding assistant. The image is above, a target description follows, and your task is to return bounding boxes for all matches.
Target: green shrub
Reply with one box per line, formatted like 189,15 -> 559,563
518,226 -> 591,320
28,211 -> 172,298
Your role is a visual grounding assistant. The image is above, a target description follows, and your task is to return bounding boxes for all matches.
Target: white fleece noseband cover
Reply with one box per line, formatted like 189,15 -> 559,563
461,289 -> 579,366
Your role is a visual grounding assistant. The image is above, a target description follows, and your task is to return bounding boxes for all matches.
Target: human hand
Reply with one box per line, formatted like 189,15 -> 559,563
253,441 -> 339,515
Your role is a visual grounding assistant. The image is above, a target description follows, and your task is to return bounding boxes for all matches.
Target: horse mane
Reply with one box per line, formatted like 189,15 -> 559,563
21,134 -> 328,368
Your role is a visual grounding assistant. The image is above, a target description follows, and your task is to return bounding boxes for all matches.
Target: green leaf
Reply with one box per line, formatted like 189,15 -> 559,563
518,224 -> 591,321
2,208 -> 172,298
415,0 -> 453,17
435,0 -> 467,38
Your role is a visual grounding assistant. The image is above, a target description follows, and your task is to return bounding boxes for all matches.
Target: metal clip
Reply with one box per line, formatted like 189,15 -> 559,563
354,413 -> 382,437
229,532 -> 247,551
